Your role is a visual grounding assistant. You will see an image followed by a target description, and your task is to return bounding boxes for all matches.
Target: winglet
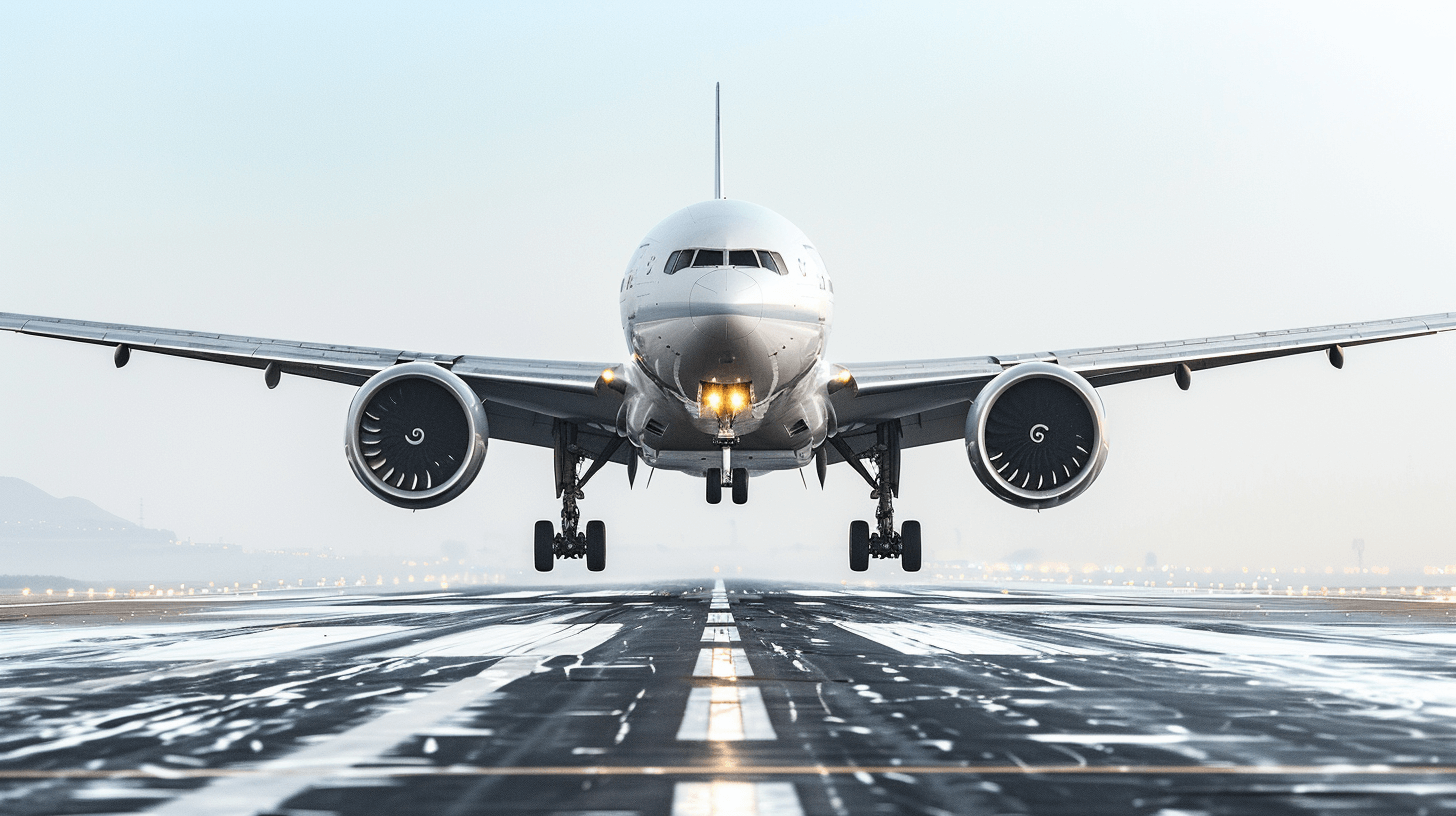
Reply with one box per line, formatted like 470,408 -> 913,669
714,82 -> 724,200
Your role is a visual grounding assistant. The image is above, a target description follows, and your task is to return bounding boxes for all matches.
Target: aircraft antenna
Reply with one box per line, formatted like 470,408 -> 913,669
714,83 -> 724,199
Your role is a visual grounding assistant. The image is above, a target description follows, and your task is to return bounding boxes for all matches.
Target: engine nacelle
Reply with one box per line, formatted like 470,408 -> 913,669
344,362 -> 488,509
966,362 -> 1109,509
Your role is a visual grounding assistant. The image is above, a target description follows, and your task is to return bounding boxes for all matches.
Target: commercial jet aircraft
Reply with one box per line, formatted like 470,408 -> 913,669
4,88 -> 1453,573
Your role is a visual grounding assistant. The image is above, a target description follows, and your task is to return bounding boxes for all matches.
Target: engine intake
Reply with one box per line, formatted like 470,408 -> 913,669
965,362 -> 1108,509
344,362 -> 488,509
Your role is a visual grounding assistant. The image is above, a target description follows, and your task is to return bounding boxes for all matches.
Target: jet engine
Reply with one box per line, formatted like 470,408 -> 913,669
965,362 -> 1109,509
344,362 -> 488,509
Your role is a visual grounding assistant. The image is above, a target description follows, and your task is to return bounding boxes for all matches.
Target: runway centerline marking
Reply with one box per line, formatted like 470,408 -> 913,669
676,687 -> 776,741
142,655 -> 541,816
701,626 -> 740,643
672,781 -> 804,815
693,648 -> 752,679
707,612 -> 734,624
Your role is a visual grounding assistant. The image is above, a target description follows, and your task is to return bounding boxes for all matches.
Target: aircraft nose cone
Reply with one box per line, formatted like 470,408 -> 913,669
689,269 -> 763,340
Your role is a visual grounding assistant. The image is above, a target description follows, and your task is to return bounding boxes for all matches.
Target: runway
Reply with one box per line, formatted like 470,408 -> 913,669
2,582 -> 1455,815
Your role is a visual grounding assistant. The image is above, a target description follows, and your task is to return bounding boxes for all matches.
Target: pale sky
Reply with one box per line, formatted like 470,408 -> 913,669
1,2 -> 1453,581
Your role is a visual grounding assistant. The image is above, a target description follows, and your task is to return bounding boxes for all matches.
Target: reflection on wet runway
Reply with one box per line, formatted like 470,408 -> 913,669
3,581 -> 1456,814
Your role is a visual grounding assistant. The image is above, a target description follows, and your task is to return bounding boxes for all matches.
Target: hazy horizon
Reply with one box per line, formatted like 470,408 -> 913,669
2,3 -> 1453,582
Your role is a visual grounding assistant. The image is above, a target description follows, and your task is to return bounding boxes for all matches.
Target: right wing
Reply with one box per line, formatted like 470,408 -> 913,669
827,312 -> 1456,460
0,312 -> 629,460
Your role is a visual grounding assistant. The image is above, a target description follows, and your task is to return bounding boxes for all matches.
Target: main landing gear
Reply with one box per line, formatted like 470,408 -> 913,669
535,422 -> 624,572
828,420 -> 921,572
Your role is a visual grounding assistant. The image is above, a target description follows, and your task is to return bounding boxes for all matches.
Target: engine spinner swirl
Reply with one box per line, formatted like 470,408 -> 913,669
966,362 -> 1109,510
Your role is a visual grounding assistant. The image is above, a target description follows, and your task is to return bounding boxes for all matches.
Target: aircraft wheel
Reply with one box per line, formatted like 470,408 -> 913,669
731,468 -> 748,505
706,469 -> 723,504
585,520 -> 606,572
534,520 -> 555,572
900,520 -> 922,572
849,520 -> 869,572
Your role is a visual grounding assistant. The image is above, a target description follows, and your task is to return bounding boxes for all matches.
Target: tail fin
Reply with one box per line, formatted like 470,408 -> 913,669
714,83 -> 724,200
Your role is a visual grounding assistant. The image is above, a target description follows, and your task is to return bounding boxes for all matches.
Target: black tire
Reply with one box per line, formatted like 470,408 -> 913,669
731,468 -> 748,505
900,520 -> 922,572
585,520 -> 606,572
534,520 -> 555,572
706,469 -> 722,504
849,520 -> 870,572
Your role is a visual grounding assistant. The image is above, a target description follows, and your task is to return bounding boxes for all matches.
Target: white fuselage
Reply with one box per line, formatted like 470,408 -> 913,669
617,199 -> 836,475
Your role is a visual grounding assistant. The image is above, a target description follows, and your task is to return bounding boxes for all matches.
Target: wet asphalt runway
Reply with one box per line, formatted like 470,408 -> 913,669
2,582 -> 1456,815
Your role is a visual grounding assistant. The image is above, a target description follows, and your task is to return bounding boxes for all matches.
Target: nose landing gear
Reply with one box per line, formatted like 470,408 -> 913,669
706,438 -> 748,505
536,423 -> 621,572
829,421 -> 921,572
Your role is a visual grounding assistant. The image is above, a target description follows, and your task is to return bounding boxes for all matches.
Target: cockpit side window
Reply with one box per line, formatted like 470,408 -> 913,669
692,249 -> 724,267
757,251 -> 786,275
664,249 -> 695,275
728,249 -> 759,267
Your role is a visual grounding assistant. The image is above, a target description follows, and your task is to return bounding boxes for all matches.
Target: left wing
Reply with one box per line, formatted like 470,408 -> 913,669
828,312 -> 1456,459
0,312 -> 626,457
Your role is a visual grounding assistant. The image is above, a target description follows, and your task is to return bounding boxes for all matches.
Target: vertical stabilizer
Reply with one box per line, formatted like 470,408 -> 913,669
714,83 -> 724,199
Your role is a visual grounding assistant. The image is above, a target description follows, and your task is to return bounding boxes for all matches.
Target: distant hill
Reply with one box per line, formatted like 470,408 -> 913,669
0,477 -> 389,586
0,476 -> 173,540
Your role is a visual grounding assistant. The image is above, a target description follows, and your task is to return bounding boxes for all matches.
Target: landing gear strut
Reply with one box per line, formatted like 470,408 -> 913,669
829,420 -> 921,572
535,422 -> 619,572
706,438 -> 748,505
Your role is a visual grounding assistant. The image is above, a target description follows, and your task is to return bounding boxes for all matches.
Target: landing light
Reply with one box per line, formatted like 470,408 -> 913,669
699,381 -> 752,417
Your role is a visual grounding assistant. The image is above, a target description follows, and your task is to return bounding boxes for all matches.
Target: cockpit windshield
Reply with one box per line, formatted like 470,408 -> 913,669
692,249 -> 724,267
662,248 -> 789,275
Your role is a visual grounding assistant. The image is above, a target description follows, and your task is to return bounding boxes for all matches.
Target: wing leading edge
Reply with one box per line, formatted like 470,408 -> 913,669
0,311 -> 623,454
828,312 -> 1456,460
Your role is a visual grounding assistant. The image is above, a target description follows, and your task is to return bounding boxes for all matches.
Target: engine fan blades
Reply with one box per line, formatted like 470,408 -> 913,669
983,377 -> 1095,491
359,377 -> 470,493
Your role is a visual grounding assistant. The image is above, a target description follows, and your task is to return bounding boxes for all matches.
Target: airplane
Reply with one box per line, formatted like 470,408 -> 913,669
3,86 -> 1454,574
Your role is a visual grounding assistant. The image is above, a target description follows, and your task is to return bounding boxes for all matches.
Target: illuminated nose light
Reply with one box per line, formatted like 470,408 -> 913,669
699,381 -> 753,417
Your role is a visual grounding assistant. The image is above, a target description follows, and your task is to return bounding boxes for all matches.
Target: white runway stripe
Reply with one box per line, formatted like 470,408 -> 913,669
111,626 -> 409,662
692,648 -> 753,679
701,626 -> 740,643
145,656 -> 540,816
676,686 -> 776,741
672,781 -> 803,815
835,620 -> 1102,656
707,612 -> 734,624
1049,623 -> 1393,656
380,623 -> 620,657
